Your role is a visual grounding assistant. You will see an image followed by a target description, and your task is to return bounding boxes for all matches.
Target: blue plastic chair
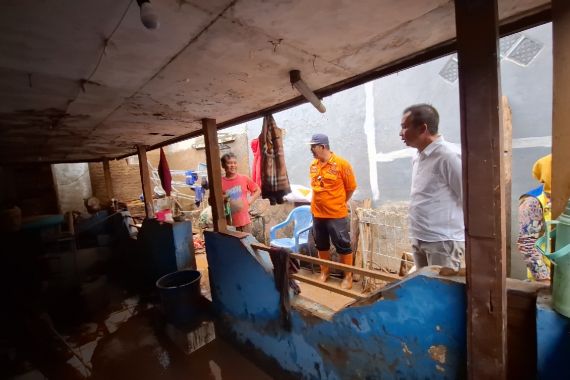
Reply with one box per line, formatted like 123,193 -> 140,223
269,205 -> 313,252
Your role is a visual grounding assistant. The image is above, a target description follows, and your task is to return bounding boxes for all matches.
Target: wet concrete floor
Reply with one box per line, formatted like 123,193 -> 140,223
4,253 -> 361,379
87,307 -> 273,380
4,296 -> 276,380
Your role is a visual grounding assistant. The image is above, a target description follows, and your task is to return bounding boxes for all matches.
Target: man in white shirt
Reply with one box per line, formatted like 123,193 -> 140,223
400,104 -> 465,270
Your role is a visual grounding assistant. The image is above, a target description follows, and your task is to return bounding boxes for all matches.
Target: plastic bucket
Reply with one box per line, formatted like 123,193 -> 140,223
156,269 -> 202,326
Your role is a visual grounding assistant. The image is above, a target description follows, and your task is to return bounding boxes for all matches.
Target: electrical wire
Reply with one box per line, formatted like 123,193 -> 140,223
52,0 -> 134,159
85,0 -> 135,83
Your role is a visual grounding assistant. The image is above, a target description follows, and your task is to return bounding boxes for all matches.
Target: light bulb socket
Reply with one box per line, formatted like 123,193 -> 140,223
138,0 -> 159,30
289,69 -> 301,84
289,70 -> 326,113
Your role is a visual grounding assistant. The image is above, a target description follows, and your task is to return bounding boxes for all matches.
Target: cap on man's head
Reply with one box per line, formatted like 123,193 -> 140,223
308,133 -> 329,145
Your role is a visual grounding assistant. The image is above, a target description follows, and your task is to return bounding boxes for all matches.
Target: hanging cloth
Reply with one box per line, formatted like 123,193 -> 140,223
158,147 -> 172,196
258,115 -> 291,205
250,137 -> 262,187
268,246 -> 301,331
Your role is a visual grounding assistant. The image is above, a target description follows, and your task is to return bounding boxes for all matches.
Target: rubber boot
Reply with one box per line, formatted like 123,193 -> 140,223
318,250 -> 331,282
340,253 -> 354,290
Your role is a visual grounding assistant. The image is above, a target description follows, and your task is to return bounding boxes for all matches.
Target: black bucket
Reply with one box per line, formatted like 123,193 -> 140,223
156,269 -> 202,326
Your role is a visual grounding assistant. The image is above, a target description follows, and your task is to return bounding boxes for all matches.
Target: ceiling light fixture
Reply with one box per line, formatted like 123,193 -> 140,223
137,0 -> 160,30
289,70 -> 326,113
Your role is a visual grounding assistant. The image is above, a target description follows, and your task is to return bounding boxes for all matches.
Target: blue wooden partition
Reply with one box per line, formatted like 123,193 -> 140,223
537,291 -> 570,380
205,232 -> 467,379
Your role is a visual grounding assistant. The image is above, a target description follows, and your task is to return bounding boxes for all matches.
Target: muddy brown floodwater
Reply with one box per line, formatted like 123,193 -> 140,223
86,307 -> 273,380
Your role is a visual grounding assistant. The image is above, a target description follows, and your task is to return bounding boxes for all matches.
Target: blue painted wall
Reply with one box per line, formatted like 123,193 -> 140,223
537,292 -> 570,380
205,232 -> 466,379
172,220 -> 194,269
138,219 -> 195,288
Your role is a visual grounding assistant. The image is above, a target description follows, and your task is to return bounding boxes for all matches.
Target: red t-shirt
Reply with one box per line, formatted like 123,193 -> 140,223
221,174 -> 258,227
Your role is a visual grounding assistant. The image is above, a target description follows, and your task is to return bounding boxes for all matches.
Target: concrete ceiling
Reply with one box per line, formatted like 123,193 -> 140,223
0,0 -> 549,163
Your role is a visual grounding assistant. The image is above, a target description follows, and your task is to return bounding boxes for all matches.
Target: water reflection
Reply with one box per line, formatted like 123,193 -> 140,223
80,307 -> 273,380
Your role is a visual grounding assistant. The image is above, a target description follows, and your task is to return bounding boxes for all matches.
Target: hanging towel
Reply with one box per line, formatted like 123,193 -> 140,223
259,115 -> 291,205
250,138 -> 262,187
192,185 -> 205,206
158,148 -> 172,196
268,247 -> 301,330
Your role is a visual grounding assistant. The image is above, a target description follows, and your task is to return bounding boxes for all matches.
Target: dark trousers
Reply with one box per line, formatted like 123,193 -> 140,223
312,217 -> 352,254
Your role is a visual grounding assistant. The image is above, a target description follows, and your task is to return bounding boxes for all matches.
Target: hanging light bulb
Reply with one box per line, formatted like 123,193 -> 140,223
137,0 -> 160,30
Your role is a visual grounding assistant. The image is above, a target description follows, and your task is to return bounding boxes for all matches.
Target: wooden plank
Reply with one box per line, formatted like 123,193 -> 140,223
250,243 -> 399,282
365,221 -> 376,291
102,159 -> 114,201
202,118 -> 226,232
137,145 -> 154,219
290,253 -> 399,282
506,282 -> 544,380
552,0 -> 570,218
351,199 -> 370,282
350,201 -> 363,273
455,1 -> 507,379
291,273 -> 364,300
502,96 -> 512,276
66,209 -> 77,252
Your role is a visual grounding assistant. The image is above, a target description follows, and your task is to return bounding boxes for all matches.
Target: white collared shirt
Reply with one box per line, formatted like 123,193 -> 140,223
409,136 -> 465,242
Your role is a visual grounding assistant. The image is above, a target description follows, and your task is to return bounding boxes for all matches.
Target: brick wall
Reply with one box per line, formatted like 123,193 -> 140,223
89,159 -> 142,204
89,133 -> 251,205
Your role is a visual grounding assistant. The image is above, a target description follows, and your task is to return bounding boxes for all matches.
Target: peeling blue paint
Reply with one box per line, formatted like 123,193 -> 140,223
205,232 -> 466,379
537,292 -> 570,380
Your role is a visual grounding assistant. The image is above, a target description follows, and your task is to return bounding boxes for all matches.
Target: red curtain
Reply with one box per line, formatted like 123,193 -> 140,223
158,148 -> 172,196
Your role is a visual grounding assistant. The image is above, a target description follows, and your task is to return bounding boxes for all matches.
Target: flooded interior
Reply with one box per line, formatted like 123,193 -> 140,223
86,307 -> 273,380
1,293 -> 277,380
1,247 -> 281,380
0,225 -> 369,380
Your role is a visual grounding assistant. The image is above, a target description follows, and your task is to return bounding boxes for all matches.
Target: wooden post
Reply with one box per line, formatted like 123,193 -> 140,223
455,1 -> 507,379
137,145 -> 155,219
103,159 -> 114,202
66,210 -> 77,251
202,118 -> 227,232
352,198 -> 371,282
502,97 -> 512,276
552,0 -> 570,219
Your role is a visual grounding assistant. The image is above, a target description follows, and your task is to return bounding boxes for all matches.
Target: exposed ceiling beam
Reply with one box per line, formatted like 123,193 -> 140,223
2,3 -> 550,166
135,3 -> 552,160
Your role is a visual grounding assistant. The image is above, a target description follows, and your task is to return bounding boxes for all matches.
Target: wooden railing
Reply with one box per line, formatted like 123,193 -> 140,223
250,243 -> 400,299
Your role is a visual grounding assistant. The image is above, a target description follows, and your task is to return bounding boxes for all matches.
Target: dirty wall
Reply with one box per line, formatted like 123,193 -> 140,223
83,24 -> 552,279
244,23 -> 552,279
88,132 -> 250,206
0,163 -> 58,217
52,163 -> 92,214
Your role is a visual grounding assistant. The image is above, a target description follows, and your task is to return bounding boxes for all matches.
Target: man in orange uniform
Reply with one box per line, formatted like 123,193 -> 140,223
308,133 -> 357,289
